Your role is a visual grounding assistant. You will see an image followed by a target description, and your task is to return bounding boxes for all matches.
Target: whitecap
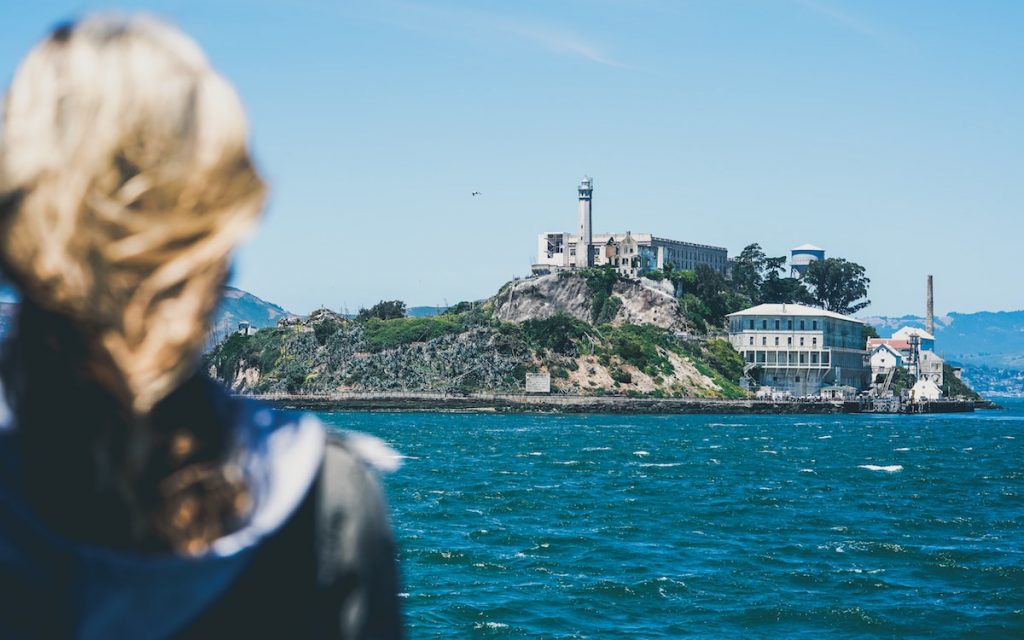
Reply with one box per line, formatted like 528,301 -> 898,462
474,622 -> 509,630
708,458 -> 720,465
640,462 -> 682,468
555,460 -> 580,465
858,464 -> 903,473
582,446 -> 611,451
633,450 -> 650,457
709,444 -> 721,449
818,435 -> 832,440
759,450 -> 778,455
894,447 -> 910,452
799,468 -> 815,473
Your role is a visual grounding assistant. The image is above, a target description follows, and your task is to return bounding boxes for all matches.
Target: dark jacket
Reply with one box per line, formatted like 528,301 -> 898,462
0,390 -> 403,640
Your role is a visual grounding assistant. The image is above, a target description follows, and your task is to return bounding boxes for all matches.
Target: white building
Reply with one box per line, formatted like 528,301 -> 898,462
727,303 -> 870,396
918,349 -> 944,386
867,326 -> 943,387
911,379 -> 942,402
533,178 -> 728,278
870,343 -> 904,381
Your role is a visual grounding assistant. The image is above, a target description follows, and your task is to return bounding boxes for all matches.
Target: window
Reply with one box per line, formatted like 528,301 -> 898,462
774,320 -> 780,330
800,337 -> 805,346
795,376 -> 801,382
774,337 -> 779,346
812,320 -> 818,330
811,353 -> 818,364
749,337 -> 754,345
749,320 -> 754,330
762,337 -> 767,346
788,320 -> 793,330
762,320 -> 767,330
800,320 -> 805,330
812,337 -> 817,346
787,337 -> 792,345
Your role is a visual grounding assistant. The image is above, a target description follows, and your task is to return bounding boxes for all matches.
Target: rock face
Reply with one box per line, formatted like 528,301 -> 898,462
492,273 -> 687,330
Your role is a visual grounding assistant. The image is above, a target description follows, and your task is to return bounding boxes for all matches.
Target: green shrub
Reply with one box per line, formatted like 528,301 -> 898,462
941,364 -> 981,400
313,319 -> 342,346
356,300 -> 406,322
594,294 -> 622,324
583,266 -> 622,323
704,338 -> 745,382
521,313 -> 589,355
208,328 -> 286,380
610,368 -> 632,384
362,316 -> 462,351
605,324 -> 670,371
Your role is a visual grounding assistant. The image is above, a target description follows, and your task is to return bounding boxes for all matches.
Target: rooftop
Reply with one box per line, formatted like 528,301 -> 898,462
892,326 -> 936,341
792,243 -> 824,251
727,303 -> 863,323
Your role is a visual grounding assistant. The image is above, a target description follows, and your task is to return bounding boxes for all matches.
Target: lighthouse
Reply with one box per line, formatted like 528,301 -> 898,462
576,176 -> 593,268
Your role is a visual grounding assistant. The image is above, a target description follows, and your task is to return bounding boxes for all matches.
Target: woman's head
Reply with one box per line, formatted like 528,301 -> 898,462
0,15 -> 265,414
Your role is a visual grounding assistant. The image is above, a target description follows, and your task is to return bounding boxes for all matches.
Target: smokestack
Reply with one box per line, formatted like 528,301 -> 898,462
926,275 -> 934,336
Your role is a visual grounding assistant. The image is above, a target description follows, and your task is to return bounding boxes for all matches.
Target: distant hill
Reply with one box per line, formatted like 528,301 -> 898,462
407,305 -> 447,318
208,287 -> 294,345
0,288 -> 293,347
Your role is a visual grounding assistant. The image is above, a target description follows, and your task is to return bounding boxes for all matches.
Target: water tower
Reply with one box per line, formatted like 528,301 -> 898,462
790,243 -> 825,278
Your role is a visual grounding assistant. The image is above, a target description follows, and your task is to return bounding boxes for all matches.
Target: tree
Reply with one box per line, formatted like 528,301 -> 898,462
730,243 -> 801,304
730,243 -> 769,300
760,271 -> 813,305
862,324 -> 879,342
803,258 -> 871,315
356,300 -> 406,322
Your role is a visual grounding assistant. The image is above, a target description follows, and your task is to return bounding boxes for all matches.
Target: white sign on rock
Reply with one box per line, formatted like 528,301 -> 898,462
525,373 -> 551,394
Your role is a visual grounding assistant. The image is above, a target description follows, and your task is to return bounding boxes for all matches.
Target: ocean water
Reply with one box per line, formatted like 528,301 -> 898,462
318,401 -> 1024,639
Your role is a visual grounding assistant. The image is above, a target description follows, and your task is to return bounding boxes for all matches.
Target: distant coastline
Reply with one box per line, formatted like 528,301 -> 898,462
249,392 -> 998,415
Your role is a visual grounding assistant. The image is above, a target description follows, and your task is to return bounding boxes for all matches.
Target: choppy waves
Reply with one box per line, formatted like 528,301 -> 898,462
320,401 -> 1024,638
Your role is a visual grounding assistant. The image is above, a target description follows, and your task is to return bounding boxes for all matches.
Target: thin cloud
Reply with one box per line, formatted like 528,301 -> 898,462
383,1 -> 627,68
496,20 -> 626,68
794,0 -> 883,39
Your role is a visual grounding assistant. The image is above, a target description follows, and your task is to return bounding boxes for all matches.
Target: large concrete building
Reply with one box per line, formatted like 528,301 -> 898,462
533,177 -> 728,278
727,303 -> 870,396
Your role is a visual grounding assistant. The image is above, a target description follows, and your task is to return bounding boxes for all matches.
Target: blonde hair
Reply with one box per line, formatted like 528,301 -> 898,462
0,15 -> 265,415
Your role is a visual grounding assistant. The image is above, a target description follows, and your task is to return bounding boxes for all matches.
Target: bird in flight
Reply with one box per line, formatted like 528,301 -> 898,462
471,191 -> 481,196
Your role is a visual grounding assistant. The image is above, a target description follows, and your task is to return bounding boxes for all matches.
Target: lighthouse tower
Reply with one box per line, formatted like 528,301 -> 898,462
576,176 -> 593,268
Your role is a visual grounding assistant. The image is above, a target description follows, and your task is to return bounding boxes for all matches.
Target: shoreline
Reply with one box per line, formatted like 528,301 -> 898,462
248,391 -> 998,415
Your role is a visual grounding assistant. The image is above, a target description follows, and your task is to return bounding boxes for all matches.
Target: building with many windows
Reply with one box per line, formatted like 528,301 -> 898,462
532,178 -> 728,278
727,303 -> 870,396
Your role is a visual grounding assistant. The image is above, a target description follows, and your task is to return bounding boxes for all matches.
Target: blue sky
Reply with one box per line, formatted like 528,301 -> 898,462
3,1 -> 1022,316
